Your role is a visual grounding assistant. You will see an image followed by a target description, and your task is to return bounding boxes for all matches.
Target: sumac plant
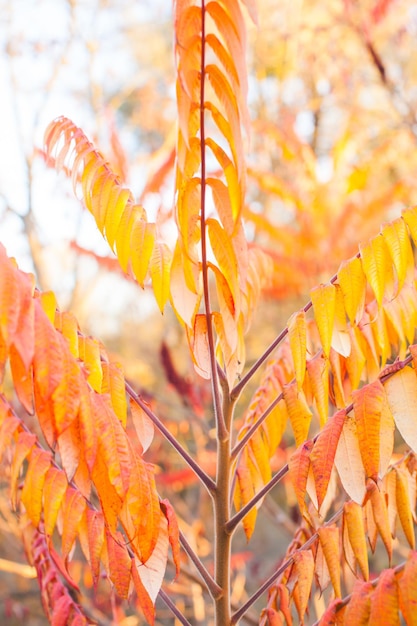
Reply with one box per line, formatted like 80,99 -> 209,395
2,1 -> 417,625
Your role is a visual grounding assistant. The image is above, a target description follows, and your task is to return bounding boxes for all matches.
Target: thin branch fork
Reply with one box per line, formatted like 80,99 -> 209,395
230,507 -> 345,624
125,382 -> 216,494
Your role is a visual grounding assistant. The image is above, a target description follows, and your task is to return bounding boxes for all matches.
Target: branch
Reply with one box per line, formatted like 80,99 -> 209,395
179,530 -> 222,600
159,588 -> 193,626
125,382 -> 216,494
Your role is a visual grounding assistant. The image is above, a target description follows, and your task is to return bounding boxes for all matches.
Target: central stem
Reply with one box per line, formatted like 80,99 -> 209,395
214,394 -> 234,624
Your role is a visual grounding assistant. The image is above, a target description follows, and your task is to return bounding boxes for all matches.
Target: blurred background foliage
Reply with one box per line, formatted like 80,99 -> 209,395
1,0 -> 417,623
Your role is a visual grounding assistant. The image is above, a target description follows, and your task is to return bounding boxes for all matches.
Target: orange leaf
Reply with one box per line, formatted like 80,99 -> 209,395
368,568 -> 399,626
344,579 -> 373,625
10,431 -> 37,507
160,499 -> 181,580
366,478 -> 392,561
93,393 -> 131,497
131,557 -> 155,626
21,447 -> 52,526
293,550 -> 315,622
61,487 -> 86,560
87,510 -> 105,587
288,441 -> 314,520
283,381 -> 312,447
318,526 -> 341,598
310,409 -> 345,510
105,529 -> 132,599
352,379 -> 386,482
343,501 -> 369,580
398,551 -> 417,626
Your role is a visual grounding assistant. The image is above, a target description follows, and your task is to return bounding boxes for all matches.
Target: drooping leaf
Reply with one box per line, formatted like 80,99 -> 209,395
334,413 -> 366,504
293,550 -> 315,623
368,568 -> 400,626
398,551 -> 417,626
343,501 -> 369,580
310,409 -> 345,510
311,284 -> 336,358
384,367 -> 417,452
317,526 -> 341,598
352,379 -> 386,482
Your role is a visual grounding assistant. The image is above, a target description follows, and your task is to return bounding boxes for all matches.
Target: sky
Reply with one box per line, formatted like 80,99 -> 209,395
0,0 -> 173,333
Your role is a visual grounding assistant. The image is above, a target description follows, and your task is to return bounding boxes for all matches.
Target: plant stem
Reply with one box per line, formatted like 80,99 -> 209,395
126,382 -> 216,494
213,393 -> 234,624
199,0 -> 227,443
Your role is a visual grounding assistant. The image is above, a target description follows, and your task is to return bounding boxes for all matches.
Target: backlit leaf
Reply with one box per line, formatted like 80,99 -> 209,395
318,526 -> 341,598
334,413 -> 366,504
384,367 -> 417,452
398,551 -> 417,626
368,568 -> 399,626
288,310 -> 306,391
310,409 -> 345,510
311,284 -> 336,357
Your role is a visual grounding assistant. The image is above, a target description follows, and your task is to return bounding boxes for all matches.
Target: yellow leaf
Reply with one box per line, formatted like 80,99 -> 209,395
207,217 -> 239,305
20,447 -> 52,526
384,367 -> 417,452
233,463 -> 257,540
318,526 -> 341,598
360,234 -> 395,307
131,220 -> 156,288
306,353 -> 329,428
402,206 -> 417,247
331,285 -> 351,357
382,218 -> 414,293
187,314 -> 211,379
150,242 -> 171,313
395,467 -> 415,549
283,381 -> 312,447
311,284 -> 336,357
288,310 -> 306,391
170,242 -> 201,327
